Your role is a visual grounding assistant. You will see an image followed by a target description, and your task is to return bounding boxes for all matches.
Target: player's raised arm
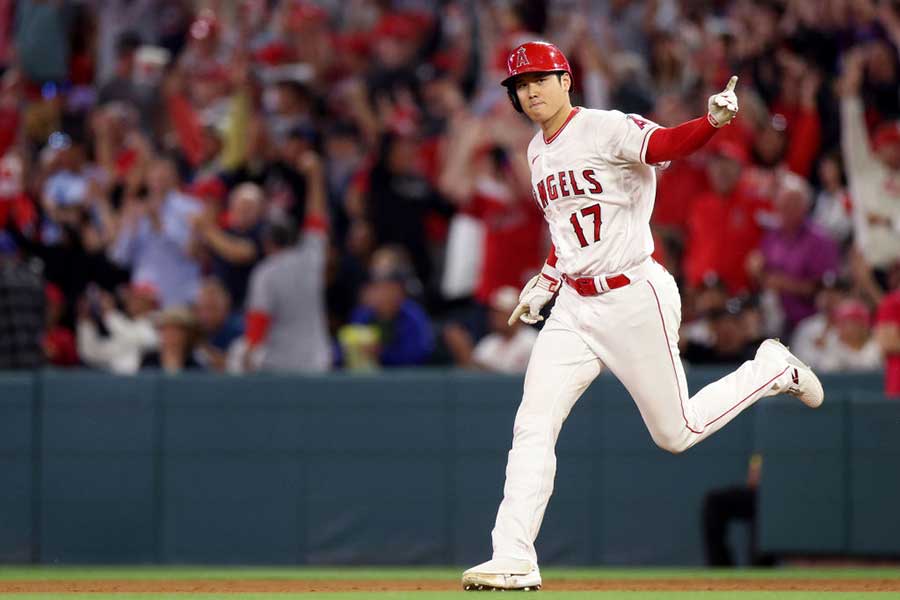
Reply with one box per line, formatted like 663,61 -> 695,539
644,76 -> 740,165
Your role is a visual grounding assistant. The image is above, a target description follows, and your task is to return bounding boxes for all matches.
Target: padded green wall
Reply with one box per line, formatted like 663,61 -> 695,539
0,369 -> 895,565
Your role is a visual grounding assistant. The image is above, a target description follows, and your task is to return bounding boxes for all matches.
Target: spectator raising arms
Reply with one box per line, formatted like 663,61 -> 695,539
240,151 -> 331,373
682,139 -> 770,295
438,112 -> 544,305
1,0 -> 900,382
839,46 -> 900,303
192,182 -> 265,308
109,157 -> 203,307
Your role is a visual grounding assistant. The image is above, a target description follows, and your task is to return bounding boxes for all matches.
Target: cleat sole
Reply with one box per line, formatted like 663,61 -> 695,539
463,583 -> 541,592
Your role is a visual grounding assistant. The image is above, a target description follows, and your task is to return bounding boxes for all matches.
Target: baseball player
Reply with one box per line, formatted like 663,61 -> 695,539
461,41 -> 824,592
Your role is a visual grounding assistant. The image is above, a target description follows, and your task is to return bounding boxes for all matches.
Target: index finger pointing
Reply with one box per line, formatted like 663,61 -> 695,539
725,75 -> 738,92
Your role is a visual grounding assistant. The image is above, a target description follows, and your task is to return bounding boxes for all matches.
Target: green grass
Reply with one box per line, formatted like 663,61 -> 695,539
0,566 -> 896,599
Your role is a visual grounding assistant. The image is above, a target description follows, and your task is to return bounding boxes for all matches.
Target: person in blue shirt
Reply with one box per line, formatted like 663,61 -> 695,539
109,156 -> 202,307
193,277 -> 243,372
347,246 -> 433,367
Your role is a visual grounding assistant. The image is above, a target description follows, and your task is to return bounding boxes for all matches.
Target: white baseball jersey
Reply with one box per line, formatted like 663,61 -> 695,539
526,107 -> 660,276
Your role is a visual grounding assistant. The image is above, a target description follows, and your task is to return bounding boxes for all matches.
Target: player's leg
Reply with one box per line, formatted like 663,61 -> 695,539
590,262 -> 815,453
491,320 -> 602,565
464,321 -> 601,588
464,289 -> 602,589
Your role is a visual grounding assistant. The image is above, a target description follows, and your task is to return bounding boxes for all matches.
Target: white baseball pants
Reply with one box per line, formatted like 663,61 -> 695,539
490,260 -> 791,566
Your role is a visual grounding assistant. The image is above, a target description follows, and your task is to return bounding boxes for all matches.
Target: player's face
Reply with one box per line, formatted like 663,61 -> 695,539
514,72 -> 569,122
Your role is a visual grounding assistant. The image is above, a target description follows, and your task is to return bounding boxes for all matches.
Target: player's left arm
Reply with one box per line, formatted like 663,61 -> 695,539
644,76 -> 739,165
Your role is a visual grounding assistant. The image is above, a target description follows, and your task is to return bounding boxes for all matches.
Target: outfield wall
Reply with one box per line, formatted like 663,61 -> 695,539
0,369 -> 896,565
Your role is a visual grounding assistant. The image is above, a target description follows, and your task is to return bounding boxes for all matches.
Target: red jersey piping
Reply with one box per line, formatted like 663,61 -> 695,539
543,107 -> 581,145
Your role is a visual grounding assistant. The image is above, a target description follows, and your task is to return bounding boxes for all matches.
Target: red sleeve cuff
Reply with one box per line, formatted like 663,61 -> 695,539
304,214 -> 328,232
245,310 -> 271,347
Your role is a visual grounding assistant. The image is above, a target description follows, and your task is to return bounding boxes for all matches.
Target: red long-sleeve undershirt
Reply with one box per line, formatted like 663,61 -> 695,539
546,244 -> 558,268
784,108 -> 821,178
644,116 -> 719,165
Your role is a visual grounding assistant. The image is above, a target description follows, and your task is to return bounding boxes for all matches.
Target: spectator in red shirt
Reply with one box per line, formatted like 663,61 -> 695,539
43,282 -> 77,366
0,68 -> 20,159
761,53 -> 822,179
875,287 -> 900,397
683,139 -> 771,294
654,156 -> 707,238
438,114 -> 543,305
652,93 -> 709,239
0,152 -> 36,240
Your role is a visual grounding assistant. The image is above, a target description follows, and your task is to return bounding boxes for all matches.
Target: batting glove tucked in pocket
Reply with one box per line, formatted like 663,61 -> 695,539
508,264 -> 561,326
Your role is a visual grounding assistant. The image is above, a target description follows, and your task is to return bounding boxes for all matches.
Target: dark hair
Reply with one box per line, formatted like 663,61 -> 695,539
262,216 -> 299,248
276,80 -> 313,103
116,31 -> 142,56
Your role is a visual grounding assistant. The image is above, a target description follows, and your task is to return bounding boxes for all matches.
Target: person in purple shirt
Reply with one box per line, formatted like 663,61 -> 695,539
749,173 -> 840,335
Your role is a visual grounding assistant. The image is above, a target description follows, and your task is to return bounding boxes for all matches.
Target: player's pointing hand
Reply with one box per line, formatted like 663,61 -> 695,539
707,75 -> 739,128
725,75 -> 737,93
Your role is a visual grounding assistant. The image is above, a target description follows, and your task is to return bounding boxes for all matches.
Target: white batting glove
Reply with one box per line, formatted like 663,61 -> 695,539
508,264 -> 561,326
707,75 -> 739,128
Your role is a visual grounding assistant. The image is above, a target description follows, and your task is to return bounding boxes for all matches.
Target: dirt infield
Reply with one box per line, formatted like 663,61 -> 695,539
1,578 -> 898,593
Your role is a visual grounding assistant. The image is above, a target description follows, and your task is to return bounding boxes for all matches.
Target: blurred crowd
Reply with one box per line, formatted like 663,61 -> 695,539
0,0 -> 898,394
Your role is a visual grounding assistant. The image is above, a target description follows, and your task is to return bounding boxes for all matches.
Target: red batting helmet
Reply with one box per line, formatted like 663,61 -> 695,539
501,41 -> 572,113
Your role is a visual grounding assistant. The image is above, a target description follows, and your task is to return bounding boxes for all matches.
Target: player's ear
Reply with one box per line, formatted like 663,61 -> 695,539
561,72 -> 572,93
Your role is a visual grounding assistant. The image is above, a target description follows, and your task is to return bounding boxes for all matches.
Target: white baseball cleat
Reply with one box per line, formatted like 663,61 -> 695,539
756,339 -> 824,408
462,558 -> 542,591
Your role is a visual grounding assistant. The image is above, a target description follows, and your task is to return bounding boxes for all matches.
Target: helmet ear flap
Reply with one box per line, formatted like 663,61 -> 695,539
506,86 -> 524,113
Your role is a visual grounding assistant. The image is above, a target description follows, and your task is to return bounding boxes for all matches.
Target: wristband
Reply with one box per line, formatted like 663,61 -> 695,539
538,262 -> 561,292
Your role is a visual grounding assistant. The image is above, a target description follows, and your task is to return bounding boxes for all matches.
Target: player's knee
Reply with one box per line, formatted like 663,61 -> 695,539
651,428 -> 691,454
656,439 -> 688,454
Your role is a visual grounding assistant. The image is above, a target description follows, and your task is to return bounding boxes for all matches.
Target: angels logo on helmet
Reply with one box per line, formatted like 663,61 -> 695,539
515,46 -> 529,68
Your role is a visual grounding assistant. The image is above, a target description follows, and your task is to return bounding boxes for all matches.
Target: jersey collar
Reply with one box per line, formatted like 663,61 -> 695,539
543,107 -> 581,145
